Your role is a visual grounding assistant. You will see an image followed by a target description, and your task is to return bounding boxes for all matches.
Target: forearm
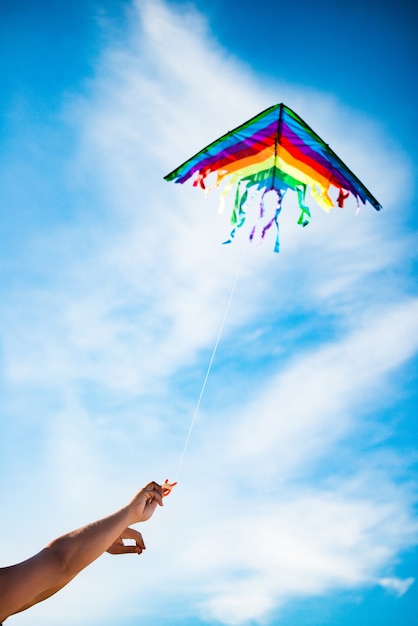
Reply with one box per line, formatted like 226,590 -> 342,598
46,505 -> 135,580
0,481 -> 162,622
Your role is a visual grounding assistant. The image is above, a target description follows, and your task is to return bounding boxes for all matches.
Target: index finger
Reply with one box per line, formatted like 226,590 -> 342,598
143,482 -> 164,505
122,527 -> 145,549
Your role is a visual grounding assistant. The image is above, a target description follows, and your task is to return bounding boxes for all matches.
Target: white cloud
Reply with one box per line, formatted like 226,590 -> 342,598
379,577 -> 415,597
1,1 -> 417,626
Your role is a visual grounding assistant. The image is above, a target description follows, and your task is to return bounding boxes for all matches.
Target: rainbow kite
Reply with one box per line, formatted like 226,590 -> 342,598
164,103 -> 381,252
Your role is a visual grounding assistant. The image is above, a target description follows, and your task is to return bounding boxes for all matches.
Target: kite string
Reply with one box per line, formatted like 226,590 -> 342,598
175,250 -> 247,480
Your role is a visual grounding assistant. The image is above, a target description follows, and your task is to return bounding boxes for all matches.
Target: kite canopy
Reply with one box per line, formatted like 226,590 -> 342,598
164,103 -> 381,252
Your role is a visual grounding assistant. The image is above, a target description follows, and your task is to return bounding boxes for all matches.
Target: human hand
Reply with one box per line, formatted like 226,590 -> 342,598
106,527 -> 145,555
127,481 -> 164,524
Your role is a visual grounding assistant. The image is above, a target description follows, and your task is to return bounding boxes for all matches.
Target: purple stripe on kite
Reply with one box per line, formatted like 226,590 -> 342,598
280,122 -> 359,196
175,120 -> 279,183
281,112 -> 372,203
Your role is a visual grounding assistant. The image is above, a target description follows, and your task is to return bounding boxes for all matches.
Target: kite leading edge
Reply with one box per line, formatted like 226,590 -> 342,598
164,103 -> 381,252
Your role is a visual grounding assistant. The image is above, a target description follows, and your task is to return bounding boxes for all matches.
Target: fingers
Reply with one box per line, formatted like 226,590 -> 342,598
144,481 -> 163,496
110,543 -> 143,555
122,527 -> 145,550
143,481 -> 164,507
128,481 -> 165,523
107,528 -> 146,555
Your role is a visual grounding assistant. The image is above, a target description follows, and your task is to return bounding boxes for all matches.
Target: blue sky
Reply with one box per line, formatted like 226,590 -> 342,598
1,1 -> 417,625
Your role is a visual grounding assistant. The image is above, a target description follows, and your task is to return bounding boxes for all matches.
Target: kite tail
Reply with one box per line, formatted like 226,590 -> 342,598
194,168 -> 225,198
223,181 -> 249,244
272,189 -> 283,253
337,188 -> 350,208
218,174 -> 237,215
250,188 -> 284,253
193,168 -> 209,190
249,190 -> 265,244
296,186 -> 311,227
311,183 -> 334,212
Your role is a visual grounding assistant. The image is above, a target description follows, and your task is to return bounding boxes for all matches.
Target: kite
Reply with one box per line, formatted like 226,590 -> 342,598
164,103 -> 381,251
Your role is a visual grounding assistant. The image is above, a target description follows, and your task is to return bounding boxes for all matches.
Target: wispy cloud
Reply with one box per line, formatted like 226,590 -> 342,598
1,1 -> 417,625
379,577 -> 415,597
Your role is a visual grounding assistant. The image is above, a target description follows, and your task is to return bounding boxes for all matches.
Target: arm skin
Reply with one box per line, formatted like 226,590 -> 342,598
0,481 -> 163,623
